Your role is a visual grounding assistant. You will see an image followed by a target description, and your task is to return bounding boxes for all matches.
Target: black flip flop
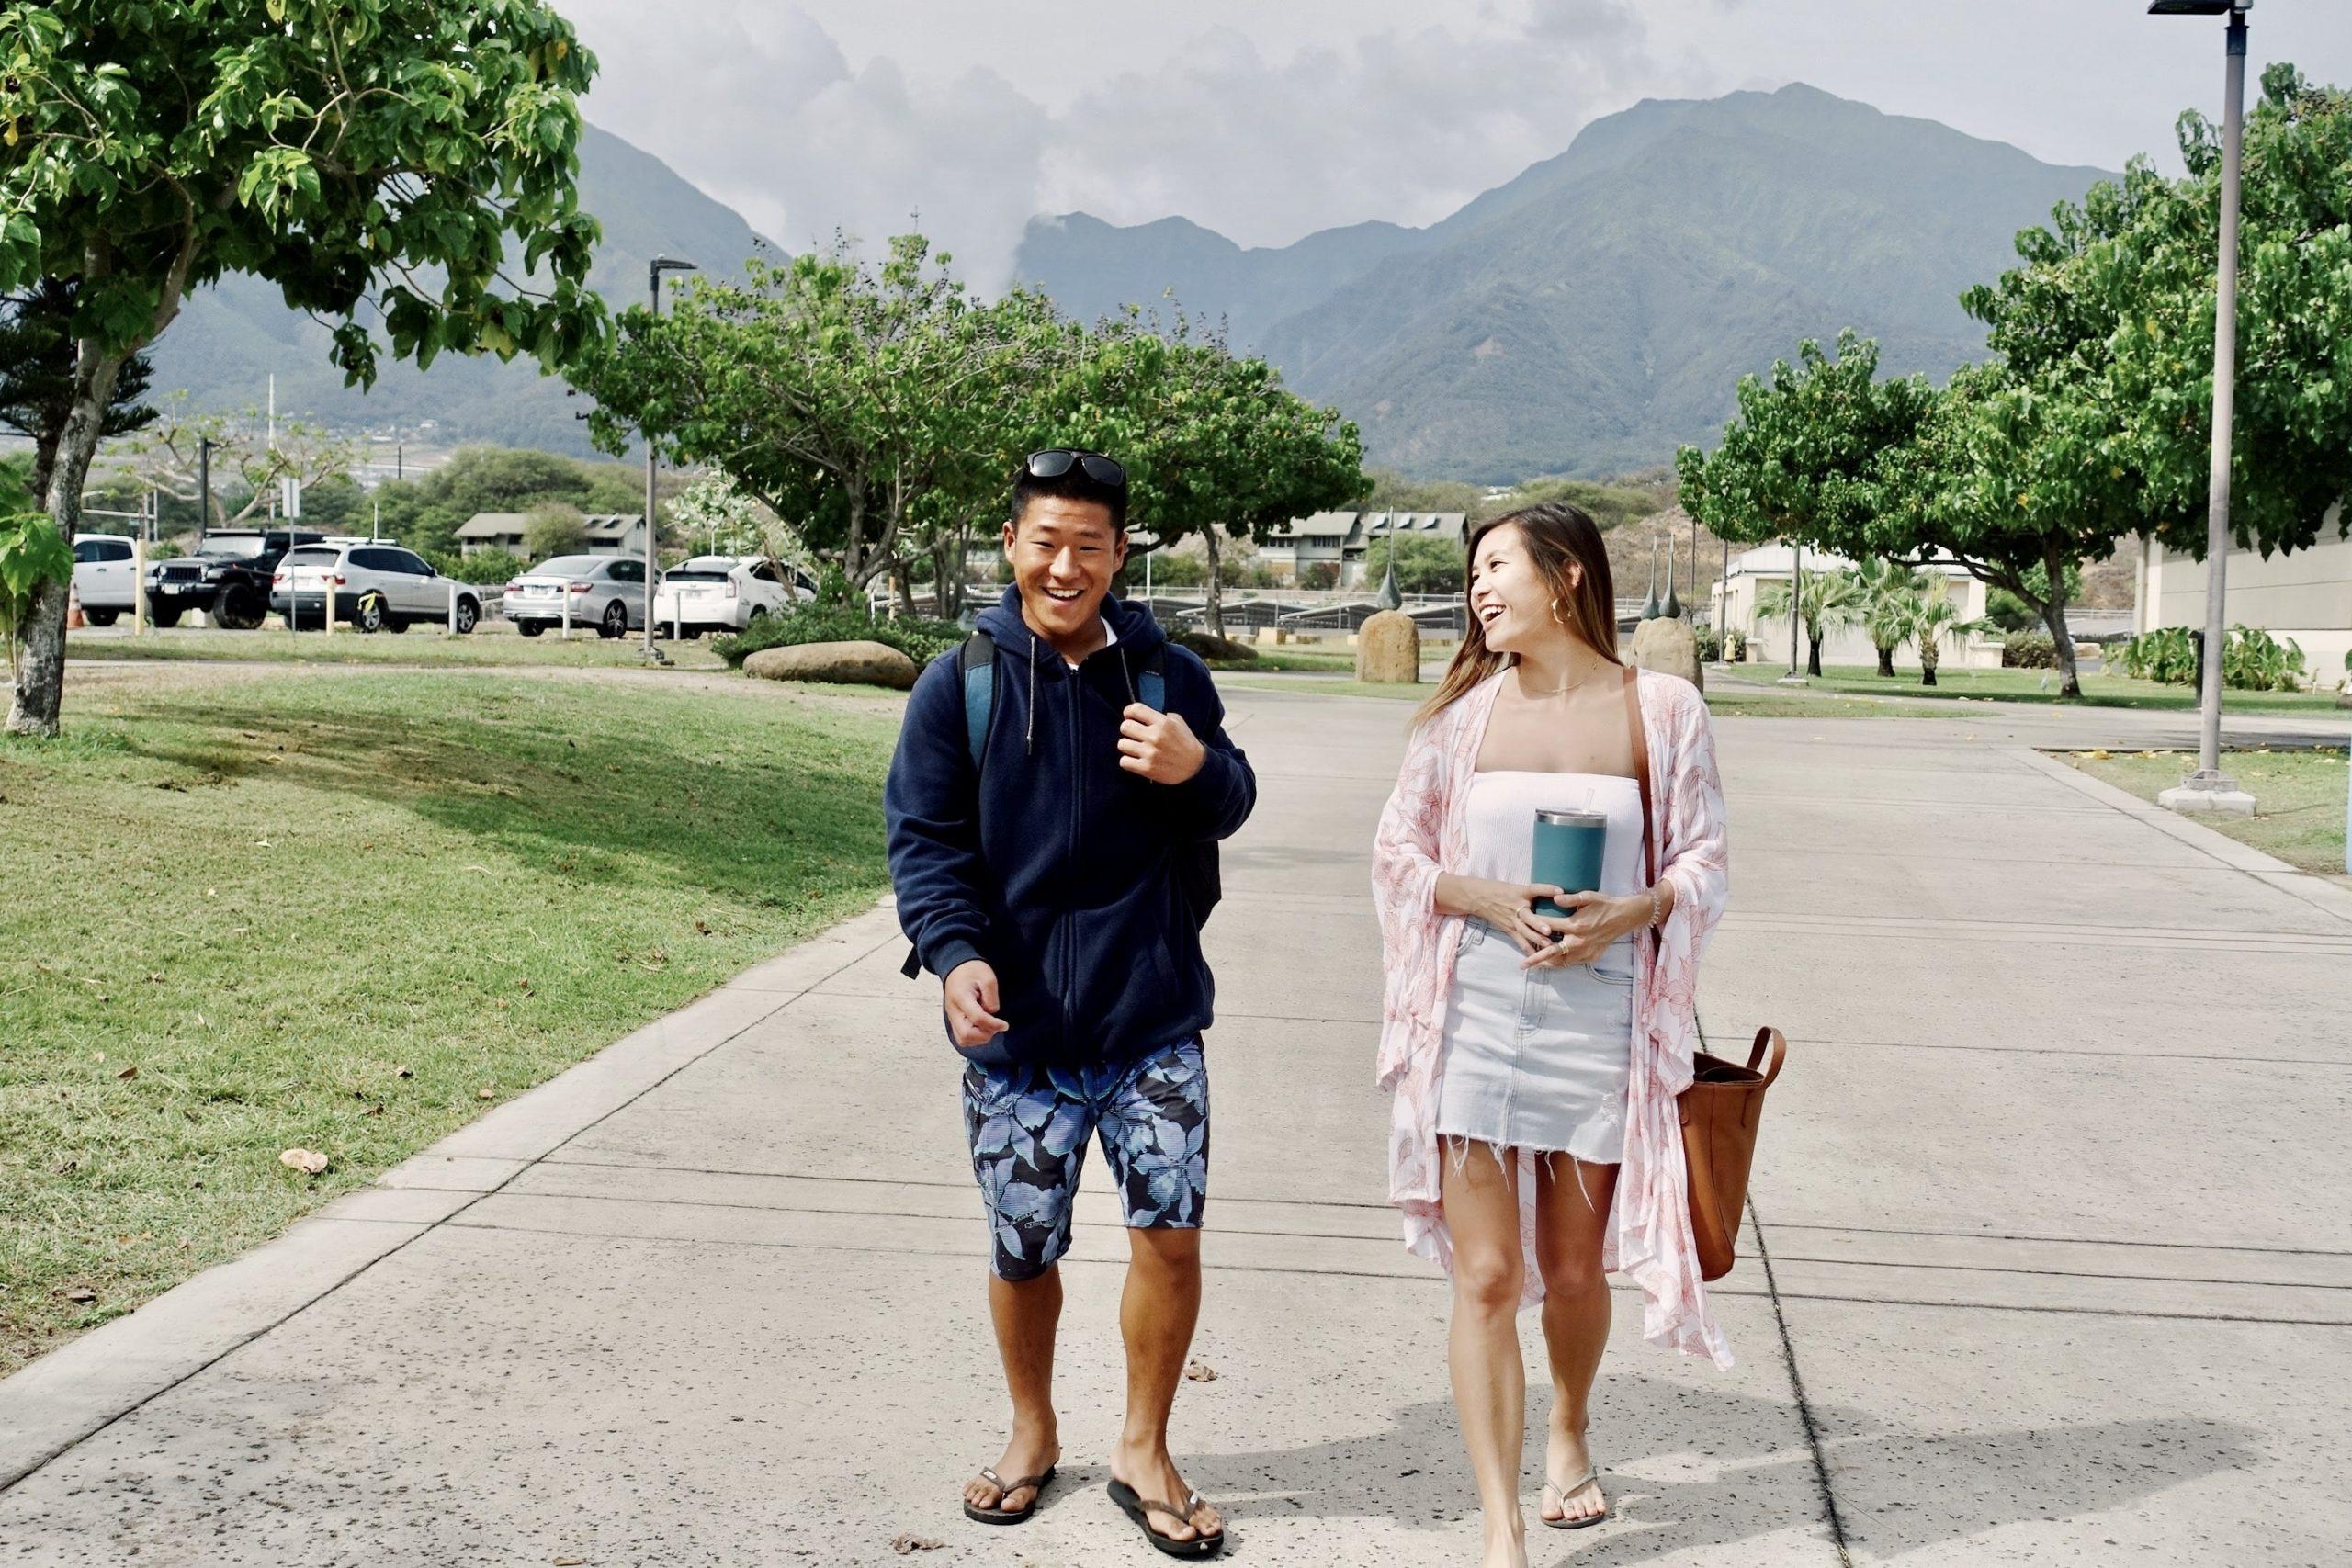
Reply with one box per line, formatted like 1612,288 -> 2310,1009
1106,1478 -> 1226,1558
963,1464 -> 1057,1525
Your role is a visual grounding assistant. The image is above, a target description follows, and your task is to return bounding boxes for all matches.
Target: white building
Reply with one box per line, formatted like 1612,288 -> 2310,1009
1710,544 -> 1996,670
2135,507 -> 2352,691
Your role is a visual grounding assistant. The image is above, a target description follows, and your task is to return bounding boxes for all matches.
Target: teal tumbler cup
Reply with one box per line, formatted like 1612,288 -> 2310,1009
1531,808 -> 1608,918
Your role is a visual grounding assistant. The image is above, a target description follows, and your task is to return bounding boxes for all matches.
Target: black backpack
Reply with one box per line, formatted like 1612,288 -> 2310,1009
899,630 -> 1223,979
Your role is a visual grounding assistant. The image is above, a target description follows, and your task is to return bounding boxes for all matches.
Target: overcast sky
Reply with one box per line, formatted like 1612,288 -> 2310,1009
564,0 -> 2352,288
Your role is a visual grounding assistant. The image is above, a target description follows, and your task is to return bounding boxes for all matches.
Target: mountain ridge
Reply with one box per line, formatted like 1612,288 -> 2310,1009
1016,83 -> 2116,481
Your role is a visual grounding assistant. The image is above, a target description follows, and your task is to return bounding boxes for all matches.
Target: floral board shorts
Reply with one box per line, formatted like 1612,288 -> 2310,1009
961,1038 -> 1210,1282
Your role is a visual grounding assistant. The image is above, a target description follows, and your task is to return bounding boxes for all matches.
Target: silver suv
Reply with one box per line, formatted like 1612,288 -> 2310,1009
271,543 -> 482,634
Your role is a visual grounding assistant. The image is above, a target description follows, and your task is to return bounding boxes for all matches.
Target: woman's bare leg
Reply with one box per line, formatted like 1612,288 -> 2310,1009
1441,1138 -> 1529,1567
1533,1155 -> 1619,1525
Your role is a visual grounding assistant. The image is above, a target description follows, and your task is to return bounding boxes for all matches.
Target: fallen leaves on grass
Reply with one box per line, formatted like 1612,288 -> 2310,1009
477,1087 -> 495,1100
65,1286 -> 96,1304
395,1066 -> 413,1078
116,1065 -> 138,1081
278,1148 -> 329,1175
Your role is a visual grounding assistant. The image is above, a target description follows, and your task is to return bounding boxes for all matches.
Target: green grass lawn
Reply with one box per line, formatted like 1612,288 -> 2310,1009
66,624 -> 734,671
1767,662 -> 2347,714
2064,746 -> 2350,879
0,671 -> 901,1375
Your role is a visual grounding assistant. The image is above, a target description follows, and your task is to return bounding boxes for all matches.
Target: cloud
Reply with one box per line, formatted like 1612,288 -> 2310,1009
572,5 -> 1048,284
566,2 -> 1712,288
1046,2 -> 1689,245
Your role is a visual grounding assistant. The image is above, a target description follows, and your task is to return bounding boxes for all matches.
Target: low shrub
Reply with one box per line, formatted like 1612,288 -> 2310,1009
712,604 -> 966,671
1171,628 -> 1259,667
2121,624 -> 2309,691
426,547 -> 526,586
1693,625 -> 1723,662
2002,628 -> 2056,669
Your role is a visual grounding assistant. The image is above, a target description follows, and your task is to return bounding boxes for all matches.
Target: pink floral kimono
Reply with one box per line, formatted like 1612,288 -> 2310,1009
1370,667 -> 1734,1367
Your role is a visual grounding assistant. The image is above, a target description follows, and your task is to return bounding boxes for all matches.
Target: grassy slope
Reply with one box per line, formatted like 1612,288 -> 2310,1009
0,671 -> 901,1374
2065,747 -> 2350,880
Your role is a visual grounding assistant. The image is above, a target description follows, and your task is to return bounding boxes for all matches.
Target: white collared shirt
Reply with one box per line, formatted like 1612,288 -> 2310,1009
1068,616 -> 1117,670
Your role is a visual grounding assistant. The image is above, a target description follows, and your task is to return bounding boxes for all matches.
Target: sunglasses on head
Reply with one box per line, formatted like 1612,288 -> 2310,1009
1022,448 -> 1127,489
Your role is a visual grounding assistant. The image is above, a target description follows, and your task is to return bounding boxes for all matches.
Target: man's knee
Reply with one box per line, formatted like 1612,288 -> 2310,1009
1126,1224 -> 1202,1272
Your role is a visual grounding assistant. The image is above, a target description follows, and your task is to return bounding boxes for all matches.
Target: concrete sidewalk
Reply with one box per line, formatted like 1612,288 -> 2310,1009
4,685 -> 2347,1564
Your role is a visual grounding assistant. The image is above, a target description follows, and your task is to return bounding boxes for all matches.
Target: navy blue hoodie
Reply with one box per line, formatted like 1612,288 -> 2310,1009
885,588 -> 1257,1067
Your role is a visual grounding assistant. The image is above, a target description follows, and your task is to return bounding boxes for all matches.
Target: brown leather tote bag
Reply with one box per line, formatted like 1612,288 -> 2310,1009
1622,667 -> 1786,1280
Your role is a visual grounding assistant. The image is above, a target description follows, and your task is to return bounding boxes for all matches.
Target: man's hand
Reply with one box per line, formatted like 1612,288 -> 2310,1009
1118,703 -> 1207,784
944,959 -> 1009,1049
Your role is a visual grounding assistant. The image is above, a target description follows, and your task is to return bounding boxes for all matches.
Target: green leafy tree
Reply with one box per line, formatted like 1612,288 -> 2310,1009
1362,534 -> 1466,595
0,0 -> 605,735
523,503 -> 588,560
0,457 -> 67,689
126,395 -> 363,529
579,236 -> 1058,598
0,280 -> 154,500
1051,315 -> 1361,637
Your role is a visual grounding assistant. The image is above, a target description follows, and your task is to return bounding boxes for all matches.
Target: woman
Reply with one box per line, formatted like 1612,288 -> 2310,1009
1370,502 -> 1730,1566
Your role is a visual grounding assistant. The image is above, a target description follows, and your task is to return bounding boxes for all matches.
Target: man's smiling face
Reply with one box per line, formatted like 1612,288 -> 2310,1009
1005,494 -> 1126,642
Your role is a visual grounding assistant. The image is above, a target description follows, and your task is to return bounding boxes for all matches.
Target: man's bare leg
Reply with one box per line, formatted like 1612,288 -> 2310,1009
964,1266 -> 1064,1516
1108,1227 -> 1223,1543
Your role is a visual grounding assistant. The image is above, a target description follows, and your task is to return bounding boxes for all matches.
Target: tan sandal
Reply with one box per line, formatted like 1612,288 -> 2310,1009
1541,1465 -> 1608,1529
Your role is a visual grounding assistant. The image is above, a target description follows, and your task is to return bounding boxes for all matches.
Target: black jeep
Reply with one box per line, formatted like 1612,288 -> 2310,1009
143,528 -> 324,629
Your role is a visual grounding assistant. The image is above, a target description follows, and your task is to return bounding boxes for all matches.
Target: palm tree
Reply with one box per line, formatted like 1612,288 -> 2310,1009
1903,576 -> 1993,687
1758,566 -> 1866,678
1855,558 -> 1924,678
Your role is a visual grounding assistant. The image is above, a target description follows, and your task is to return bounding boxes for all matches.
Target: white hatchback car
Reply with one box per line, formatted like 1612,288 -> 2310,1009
653,556 -> 814,637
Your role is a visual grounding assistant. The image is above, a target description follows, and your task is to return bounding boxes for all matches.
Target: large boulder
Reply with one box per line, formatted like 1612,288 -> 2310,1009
1356,609 -> 1421,684
1630,617 -> 1703,694
743,639 -> 920,690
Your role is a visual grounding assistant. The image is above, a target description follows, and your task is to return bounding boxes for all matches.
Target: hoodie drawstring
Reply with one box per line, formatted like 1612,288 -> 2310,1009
1024,635 -> 1038,758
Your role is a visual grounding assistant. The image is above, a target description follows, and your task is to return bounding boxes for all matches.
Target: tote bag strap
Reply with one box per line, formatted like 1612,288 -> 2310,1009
1623,665 -> 1657,886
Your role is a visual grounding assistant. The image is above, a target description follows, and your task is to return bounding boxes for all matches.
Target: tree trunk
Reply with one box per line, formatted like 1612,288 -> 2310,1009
1807,633 -> 1824,679
1876,642 -> 1896,678
8,346 -> 124,737
2039,540 -> 2082,698
1920,652 -> 1939,688
1201,525 -> 1227,641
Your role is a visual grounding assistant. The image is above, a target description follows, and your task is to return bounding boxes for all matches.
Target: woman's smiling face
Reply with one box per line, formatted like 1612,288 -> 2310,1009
1469,523 -> 1580,655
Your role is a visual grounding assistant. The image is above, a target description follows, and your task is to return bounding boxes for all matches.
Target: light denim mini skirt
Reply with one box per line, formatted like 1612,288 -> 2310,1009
1434,916 -> 1634,1165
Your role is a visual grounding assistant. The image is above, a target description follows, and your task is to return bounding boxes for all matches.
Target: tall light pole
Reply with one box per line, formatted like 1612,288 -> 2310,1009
1777,542 -> 1807,685
2153,0 -> 2256,817
645,255 -> 698,661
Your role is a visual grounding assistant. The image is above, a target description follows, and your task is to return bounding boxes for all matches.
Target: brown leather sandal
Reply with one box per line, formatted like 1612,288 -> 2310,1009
963,1464 -> 1056,1525
1106,1478 -> 1226,1558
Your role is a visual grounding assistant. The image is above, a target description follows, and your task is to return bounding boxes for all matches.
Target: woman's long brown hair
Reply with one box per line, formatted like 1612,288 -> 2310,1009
1412,502 -> 1621,728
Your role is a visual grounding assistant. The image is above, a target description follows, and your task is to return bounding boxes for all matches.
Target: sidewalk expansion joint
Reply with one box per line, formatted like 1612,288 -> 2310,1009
1748,1196 -> 1856,1566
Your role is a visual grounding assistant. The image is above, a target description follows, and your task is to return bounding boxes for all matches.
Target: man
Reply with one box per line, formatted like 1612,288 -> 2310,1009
886,448 -> 1254,1556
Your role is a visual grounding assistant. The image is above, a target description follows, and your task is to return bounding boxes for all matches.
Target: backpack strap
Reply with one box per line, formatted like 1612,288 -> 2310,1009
904,632 -> 1000,981
958,630 -> 998,769
1137,642 -> 1167,713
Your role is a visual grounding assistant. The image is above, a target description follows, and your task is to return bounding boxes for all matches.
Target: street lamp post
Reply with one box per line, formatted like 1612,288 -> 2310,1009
2152,0 -> 2256,817
644,255 -> 698,662
1777,542 -> 1807,685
